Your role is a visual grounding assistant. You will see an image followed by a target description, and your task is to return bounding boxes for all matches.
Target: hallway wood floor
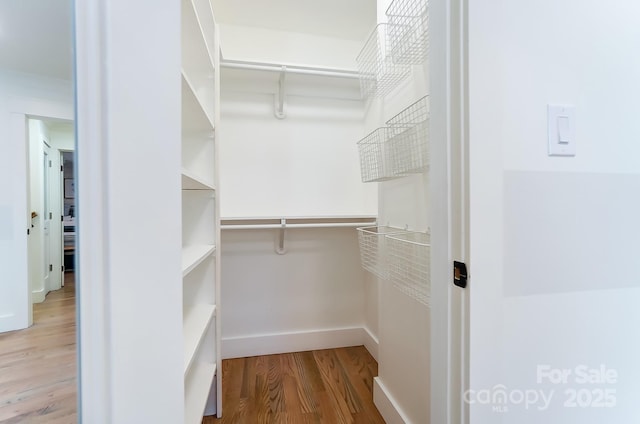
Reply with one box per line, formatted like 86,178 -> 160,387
0,273 -> 77,424
205,346 -> 385,424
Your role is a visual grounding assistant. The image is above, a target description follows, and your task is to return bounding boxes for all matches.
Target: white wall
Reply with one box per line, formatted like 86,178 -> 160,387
0,70 -> 73,332
369,83 -> 430,424
219,89 -> 375,218
366,1 -> 431,421
469,1 -> 640,422
217,22 -> 378,358
49,124 -> 75,151
221,228 -> 368,357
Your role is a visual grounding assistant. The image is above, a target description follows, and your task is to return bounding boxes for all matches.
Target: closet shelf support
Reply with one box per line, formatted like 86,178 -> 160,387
274,66 -> 287,119
276,218 -> 287,255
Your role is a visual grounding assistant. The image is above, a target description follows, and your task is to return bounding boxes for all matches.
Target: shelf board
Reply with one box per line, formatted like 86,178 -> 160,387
182,0 -> 216,73
182,71 -> 215,130
220,65 -> 362,101
182,169 -> 216,191
182,245 -> 216,277
184,304 -> 216,375
185,361 -> 217,424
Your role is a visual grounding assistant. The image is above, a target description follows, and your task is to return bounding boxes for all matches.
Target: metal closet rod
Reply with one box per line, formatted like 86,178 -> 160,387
221,216 -> 377,255
221,59 -> 361,79
222,222 -> 376,230
221,216 -> 377,230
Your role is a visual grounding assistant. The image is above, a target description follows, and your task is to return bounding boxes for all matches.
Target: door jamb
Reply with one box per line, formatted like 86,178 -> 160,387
430,0 -> 470,422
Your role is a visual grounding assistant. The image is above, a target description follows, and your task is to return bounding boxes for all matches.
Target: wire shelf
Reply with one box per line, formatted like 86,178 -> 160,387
357,128 -> 394,182
386,231 -> 431,306
386,0 -> 429,64
386,96 -> 430,176
356,24 -> 412,99
357,226 -> 408,279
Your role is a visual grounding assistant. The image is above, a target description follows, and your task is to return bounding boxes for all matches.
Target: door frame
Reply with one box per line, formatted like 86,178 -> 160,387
59,149 -> 75,286
430,0 -> 470,422
41,139 -> 66,295
41,140 -> 52,296
30,124 -> 66,300
5,110 -> 73,333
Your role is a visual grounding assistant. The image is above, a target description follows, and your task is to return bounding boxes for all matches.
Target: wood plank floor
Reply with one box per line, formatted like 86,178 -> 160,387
205,347 -> 386,424
0,276 -> 385,424
0,273 -> 77,424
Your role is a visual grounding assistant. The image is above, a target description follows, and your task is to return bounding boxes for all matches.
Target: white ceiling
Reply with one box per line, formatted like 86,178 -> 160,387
211,0 -> 376,41
0,0 -> 73,80
0,0 -> 375,81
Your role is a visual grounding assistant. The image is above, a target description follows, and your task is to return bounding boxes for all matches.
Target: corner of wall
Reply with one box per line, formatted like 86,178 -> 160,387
363,325 -> 379,361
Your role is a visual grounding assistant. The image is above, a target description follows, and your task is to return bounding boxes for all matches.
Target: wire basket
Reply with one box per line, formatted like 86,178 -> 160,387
357,226 -> 408,279
356,24 -> 412,99
386,96 -> 430,176
386,0 -> 429,64
386,231 -> 431,306
357,128 -> 395,182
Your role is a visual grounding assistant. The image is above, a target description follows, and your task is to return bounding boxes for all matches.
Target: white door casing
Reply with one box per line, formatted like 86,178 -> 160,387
49,145 -> 63,291
42,142 -> 51,294
430,0 -> 469,423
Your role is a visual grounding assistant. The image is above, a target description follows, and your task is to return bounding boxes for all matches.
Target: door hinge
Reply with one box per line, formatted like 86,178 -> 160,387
49,160 -> 52,167
61,165 -> 64,172
49,264 -> 53,272
61,265 -> 65,272
453,261 -> 468,288
27,228 -> 30,235
49,212 -> 52,219
61,215 -> 64,222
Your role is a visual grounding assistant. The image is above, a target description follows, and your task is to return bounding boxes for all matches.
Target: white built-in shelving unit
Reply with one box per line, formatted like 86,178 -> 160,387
181,0 -> 221,421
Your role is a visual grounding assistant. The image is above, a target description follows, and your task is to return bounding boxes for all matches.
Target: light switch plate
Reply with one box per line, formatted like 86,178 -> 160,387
548,104 -> 576,156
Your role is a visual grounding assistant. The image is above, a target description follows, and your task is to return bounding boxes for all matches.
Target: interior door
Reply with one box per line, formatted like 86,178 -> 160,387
60,152 -> 65,287
42,142 -> 52,293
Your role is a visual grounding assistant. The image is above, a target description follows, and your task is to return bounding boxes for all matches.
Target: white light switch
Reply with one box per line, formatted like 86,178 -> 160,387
548,105 -> 576,156
557,116 -> 570,143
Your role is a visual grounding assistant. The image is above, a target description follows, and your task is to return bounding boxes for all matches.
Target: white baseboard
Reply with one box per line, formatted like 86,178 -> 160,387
362,326 -> 379,361
374,377 -> 411,424
0,313 -> 18,333
32,289 -> 45,304
222,327 -> 378,359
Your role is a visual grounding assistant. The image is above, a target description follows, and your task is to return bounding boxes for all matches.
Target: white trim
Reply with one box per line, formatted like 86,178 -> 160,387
75,1 -> 112,422
362,325 -> 379,361
429,0 -> 470,422
222,327 -> 371,359
32,289 -> 46,304
8,113 -> 32,331
373,377 -> 411,424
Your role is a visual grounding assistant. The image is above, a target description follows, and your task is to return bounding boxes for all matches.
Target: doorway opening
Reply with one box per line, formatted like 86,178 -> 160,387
61,150 -> 76,285
27,117 -> 75,305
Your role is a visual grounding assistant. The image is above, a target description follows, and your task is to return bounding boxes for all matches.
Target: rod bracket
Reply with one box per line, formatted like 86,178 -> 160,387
274,66 -> 287,119
275,218 -> 287,255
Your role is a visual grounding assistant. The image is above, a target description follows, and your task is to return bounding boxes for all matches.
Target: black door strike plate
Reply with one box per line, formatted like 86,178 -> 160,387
453,261 -> 468,288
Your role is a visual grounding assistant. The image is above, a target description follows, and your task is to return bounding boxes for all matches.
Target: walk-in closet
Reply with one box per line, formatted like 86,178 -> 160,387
199,0 -> 431,421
